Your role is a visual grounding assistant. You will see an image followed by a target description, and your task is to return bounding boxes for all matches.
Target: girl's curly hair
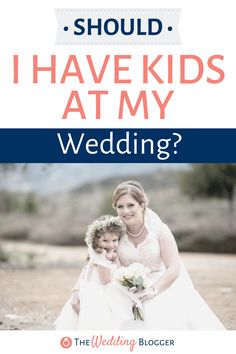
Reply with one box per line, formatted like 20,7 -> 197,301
84,215 -> 126,250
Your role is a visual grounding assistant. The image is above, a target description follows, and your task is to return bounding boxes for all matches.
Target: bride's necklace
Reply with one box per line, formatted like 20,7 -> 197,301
126,222 -> 145,238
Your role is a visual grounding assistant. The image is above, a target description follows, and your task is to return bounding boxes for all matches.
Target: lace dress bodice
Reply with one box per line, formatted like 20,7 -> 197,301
117,230 -> 164,271
117,208 -> 171,271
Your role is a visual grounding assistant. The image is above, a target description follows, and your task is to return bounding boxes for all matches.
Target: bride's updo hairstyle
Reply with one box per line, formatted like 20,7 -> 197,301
112,181 -> 149,210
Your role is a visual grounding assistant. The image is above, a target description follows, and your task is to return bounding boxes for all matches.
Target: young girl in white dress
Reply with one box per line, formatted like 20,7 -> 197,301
54,215 -> 132,330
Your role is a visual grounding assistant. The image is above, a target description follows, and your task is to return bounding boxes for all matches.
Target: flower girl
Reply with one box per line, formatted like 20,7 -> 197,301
54,215 -> 130,330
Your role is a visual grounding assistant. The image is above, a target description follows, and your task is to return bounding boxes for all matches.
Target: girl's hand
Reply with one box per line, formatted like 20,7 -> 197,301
70,290 -> 80,315
106,251 -> 117,261
95,247 -> 107,256
100,249 -> 108,257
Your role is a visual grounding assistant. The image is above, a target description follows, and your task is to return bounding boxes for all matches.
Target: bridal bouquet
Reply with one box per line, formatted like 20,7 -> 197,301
114,263 -> 150,321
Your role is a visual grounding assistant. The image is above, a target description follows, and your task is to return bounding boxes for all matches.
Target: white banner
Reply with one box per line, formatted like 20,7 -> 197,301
55,8 -> 181,45
0,330 -> 235,354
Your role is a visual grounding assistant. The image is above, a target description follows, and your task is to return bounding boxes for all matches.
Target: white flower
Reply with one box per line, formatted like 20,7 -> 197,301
114,262 -> 150,322
114,263 -> 150,290
113,266 -> 125,280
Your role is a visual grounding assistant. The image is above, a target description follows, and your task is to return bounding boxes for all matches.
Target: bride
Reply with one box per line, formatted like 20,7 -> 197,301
64,180 -> 226,330
112,181 -> 225,329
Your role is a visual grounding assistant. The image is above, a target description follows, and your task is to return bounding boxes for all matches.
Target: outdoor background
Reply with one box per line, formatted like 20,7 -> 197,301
0,164 -> 235,330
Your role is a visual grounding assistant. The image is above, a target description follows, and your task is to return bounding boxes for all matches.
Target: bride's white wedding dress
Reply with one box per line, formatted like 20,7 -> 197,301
116,208 -> 225,330
54,209 -> 225,330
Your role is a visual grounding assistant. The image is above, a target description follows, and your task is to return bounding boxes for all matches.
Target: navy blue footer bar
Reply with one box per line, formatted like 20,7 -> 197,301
0,128 -> 235,163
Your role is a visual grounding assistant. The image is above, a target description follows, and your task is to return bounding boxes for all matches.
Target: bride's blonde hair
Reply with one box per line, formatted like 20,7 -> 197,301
112,181 -> 149,209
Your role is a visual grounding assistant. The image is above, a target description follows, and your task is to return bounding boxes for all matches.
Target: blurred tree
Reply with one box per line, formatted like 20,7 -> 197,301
99,191 -> 116,217
0,164 -> 29,172
0,191 -> 19,212
24,193 -> 38,214
0,164 -> 15,171
0,165 -> 32,255
181,164 -> 236,229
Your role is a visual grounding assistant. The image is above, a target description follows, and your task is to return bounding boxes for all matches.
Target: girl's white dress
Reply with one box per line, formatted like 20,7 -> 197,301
54,248 -> 132,330
55,209 -> 225,330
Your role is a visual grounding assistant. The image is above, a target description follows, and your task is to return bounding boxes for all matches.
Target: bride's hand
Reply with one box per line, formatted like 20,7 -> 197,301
136,287 -> 158,301
70,290 -> 80,315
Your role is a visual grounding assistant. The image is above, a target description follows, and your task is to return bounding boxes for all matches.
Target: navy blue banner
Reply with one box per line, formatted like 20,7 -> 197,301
0,128 -> 235,163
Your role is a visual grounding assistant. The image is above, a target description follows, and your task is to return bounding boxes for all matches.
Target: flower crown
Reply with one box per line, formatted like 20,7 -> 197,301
84,215 -> 125,248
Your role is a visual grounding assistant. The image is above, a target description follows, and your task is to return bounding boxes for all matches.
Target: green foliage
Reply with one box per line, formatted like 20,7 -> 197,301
132,276 -> 145,291
0,191 -> 38,214
0,246 -> 9,262
181,164 -> 236,229
25,251 -> 38,269
119,275 -> 145,291
24,194 -> 38,214
181,164 -> 236,200
0,164 -> 16,172
99,191 -> 115,216
0,192 -> 19,213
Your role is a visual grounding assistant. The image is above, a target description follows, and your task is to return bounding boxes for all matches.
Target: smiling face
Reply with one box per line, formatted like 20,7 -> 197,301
115,193 -> 144,228
97,232 -> 119,251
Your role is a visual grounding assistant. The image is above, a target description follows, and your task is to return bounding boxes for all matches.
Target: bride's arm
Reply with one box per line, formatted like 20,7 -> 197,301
153,226 -> 180,293
146,209 -> 180,290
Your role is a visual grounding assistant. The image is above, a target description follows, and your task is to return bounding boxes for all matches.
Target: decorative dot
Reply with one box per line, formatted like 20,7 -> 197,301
64,26 -> 69,31
168,26 -> 173,31
174,151 -> 177,154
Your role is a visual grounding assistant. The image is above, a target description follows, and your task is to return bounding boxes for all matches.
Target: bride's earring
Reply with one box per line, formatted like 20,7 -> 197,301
141,203 -> 145,213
